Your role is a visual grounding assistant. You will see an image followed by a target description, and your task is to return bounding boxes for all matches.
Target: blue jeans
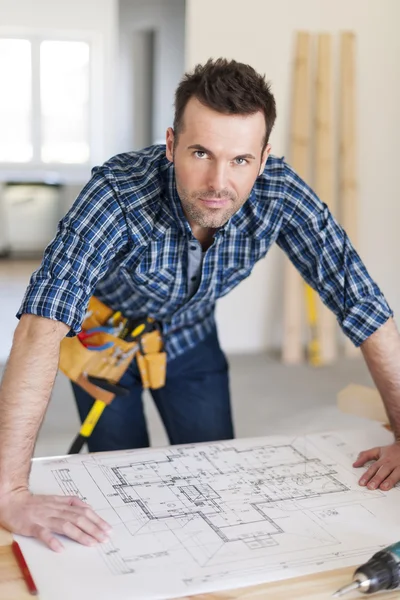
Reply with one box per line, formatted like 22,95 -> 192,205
72,328 -> 234,452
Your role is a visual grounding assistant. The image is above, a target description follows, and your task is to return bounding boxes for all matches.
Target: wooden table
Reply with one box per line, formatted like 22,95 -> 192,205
1,527 -> 398,600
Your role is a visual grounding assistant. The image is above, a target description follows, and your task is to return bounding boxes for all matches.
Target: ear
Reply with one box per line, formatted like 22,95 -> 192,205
258,144 -> 272,176
166,127 -> 175,162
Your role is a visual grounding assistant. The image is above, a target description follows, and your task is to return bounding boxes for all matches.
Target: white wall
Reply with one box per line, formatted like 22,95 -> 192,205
118,0 -> 185,151
0,0 -> 119,169
186,0 -> 400,353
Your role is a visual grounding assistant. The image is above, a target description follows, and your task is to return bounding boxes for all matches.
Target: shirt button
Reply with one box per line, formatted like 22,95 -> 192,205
191,276 -> 197,282
190,245 -> 197,251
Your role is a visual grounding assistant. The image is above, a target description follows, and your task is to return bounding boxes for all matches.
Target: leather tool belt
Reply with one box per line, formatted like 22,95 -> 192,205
58,297 -> 166,405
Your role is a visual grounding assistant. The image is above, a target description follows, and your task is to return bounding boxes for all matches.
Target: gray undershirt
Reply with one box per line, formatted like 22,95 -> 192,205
187,239 -> 205,299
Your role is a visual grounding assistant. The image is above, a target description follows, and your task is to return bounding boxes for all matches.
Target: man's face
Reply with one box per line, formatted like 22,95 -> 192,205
166,97 -> 271,230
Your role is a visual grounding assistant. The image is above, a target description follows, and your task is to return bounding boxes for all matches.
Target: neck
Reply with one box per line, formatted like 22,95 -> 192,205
191,223 -> 216,251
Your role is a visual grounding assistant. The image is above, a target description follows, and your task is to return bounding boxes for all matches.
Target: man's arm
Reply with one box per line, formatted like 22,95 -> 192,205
0,314 -> 111,551
353,317 -> 400,490
276,163 -> 398,488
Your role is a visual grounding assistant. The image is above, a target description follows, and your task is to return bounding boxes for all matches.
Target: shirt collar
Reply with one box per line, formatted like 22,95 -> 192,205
163,160 -> 192,236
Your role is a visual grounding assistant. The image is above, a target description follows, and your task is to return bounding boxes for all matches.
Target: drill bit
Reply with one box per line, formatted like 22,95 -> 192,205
332,580 -> 361,597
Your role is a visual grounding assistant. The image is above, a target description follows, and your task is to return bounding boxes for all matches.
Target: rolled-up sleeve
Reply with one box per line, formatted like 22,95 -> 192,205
277,164 -> 393,346
17,166 -> 129,335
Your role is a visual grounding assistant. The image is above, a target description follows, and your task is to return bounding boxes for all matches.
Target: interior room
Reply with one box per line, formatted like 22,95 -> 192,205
1,0 -> 396,454
0,1 -> 399,598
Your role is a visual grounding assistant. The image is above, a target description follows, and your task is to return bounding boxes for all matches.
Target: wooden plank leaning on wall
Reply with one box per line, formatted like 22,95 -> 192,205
282,32 -> 311,364
314,33 -> 337,364
339,32 -> 359,358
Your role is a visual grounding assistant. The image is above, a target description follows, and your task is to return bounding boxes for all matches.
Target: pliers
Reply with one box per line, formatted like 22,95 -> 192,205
77,326 -> 115,351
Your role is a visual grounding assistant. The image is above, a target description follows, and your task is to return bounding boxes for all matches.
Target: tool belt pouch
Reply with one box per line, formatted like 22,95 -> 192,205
136,350 -> 167,390
58,297 -> 166,398
136,326 -> 167,389
59,332 -> 138,402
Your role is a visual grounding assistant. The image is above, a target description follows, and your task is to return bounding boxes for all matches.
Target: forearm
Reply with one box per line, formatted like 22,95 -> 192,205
360,317 -> 400,439
0,314 -> 69,494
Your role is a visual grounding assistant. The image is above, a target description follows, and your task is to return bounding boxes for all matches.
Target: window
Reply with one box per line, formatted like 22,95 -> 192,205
0,37 -> 90,166
0,39 -> 32,163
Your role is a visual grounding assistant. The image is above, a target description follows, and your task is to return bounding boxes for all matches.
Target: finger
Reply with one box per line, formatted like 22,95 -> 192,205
63,505 -> 112,533
379,467 -> 400,491
33,525 -> 64,552
358,462 -> 381,486
68,496 -> 90,508
49,495 -> 90,507
49,518 -> 104,546
55,510 -> 110,542
353,447 -> 380,467
364,465 -> 393,490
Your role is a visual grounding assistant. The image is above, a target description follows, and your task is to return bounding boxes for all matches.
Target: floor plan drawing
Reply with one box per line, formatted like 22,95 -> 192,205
18,427 -> 400,600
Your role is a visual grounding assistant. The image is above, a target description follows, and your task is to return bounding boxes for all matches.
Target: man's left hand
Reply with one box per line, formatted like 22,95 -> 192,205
353,442 -> 400,490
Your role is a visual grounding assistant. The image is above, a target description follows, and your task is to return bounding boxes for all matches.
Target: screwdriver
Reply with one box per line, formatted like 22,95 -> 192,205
333,541 -> 400,597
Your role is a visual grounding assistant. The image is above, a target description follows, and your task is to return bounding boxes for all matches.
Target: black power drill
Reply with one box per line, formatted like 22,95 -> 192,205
333,541 -> 400,597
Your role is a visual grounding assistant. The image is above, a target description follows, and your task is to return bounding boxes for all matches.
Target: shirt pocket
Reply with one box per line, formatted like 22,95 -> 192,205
219,262 -> 254,297
218,235 -> 273,297
122,266 -> 176,304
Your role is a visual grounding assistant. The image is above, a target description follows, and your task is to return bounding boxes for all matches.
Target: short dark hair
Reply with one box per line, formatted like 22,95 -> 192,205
173,58 -> 277,150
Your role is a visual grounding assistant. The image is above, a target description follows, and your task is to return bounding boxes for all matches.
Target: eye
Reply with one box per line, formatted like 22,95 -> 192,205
234,157 -> 248,165
194,150 -> 207,159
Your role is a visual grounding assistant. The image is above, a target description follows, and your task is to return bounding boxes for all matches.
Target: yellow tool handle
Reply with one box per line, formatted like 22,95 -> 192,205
304,284 -> 321,367
79,399 -> 107,438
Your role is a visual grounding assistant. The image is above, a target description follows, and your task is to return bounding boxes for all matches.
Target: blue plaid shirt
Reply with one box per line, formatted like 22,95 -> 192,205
18,144 -> 392,360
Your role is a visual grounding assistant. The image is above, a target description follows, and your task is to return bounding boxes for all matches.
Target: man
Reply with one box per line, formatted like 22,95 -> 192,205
0,59 -> 400,552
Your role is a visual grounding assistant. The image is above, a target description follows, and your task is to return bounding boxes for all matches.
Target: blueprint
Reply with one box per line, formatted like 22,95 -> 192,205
17,426 -> 400,600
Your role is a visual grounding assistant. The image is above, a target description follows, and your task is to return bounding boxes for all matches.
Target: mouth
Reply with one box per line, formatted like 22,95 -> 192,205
199,197 -> 230,208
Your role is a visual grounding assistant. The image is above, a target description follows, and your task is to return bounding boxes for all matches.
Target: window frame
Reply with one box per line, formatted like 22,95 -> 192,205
0,28 -> 103,183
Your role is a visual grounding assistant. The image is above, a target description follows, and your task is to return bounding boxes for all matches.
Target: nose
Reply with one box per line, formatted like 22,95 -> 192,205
207,161 -> 228,192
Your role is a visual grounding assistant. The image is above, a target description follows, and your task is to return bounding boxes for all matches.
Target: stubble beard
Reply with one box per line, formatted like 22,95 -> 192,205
177,187 -> 250,229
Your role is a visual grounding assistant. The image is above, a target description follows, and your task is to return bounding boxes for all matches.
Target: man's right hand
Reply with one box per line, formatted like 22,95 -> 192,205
0,489 -> 112,551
